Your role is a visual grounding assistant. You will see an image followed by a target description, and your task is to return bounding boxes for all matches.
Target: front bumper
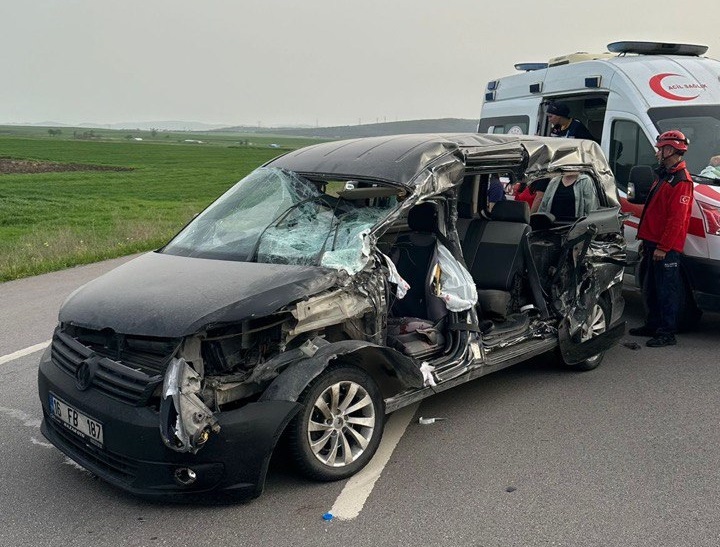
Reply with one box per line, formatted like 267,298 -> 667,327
38,347 -> 299,502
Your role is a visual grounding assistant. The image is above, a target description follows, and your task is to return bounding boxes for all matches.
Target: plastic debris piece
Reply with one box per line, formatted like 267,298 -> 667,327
322,512 -> 334,521
418,417 -> 446,425
621,341 -> 641,350
419,362 -> 437,387
506,486 -> 517,493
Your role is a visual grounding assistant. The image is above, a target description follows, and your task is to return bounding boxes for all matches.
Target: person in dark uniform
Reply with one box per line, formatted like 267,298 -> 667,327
546,102 -> 597,142
487,174 -> 506,211
629,130 -> 694,347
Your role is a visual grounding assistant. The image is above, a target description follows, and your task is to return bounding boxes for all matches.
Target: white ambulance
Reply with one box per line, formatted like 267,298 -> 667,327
479,40 -> 720,323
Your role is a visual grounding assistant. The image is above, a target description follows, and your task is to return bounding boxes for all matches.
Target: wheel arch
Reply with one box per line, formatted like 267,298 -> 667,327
258,339 -> 424,404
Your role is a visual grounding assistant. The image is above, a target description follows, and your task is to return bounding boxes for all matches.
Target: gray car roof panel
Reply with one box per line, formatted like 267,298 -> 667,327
266,133 -> 619,205
266,134 -> 460,185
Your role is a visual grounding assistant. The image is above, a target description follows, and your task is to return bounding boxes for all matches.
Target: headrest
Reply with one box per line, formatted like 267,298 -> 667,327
491,200 -> 530,224
407,203 -> 438,233
629,165 -> 655,186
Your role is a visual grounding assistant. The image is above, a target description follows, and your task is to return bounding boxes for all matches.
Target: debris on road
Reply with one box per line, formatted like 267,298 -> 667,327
418,417 -> 446,425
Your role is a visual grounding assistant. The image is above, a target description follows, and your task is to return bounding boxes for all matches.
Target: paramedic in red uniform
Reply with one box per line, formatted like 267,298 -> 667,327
629,130 -> 694,347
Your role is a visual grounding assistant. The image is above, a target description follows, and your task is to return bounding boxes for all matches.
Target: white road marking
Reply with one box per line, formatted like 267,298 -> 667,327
31,437 -> 53,448
0,405 -> 42,428
63,457 -> 91,473
329,402 -> 419,521
0,340 -> 51,366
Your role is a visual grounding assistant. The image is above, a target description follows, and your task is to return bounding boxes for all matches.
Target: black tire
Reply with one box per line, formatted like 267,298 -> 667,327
288,364 -> 385,481
564,297 -> 611,371
677,276 -> 702,332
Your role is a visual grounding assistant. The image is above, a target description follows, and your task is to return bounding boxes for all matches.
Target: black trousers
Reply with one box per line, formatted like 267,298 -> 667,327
640,241 -> 681,335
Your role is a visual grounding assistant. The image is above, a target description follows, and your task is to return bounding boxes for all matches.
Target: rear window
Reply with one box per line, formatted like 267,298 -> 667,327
478,115 -> 530,136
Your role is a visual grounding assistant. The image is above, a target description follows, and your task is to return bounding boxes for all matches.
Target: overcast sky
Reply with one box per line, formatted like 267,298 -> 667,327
2,0 -> 719,127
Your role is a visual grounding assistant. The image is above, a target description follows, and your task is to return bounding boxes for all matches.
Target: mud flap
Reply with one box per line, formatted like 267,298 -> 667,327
558,319 -> 626,365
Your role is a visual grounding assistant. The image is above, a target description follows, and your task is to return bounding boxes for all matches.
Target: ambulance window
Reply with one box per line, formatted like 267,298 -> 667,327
649,105 -> 720,175
610,120 -> 656,192
478,116 -> 529,135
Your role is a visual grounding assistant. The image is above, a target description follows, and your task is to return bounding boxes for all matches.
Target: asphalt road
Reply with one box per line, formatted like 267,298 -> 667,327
1,256 -> 719,547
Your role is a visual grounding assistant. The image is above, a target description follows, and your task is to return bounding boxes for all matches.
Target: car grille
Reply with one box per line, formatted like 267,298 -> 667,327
51,329 -> 171,406
45,412 -> 138,484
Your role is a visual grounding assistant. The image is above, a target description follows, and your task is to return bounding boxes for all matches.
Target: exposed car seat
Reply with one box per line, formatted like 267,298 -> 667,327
390,203 -> 447,321
461,200 -> 531,319
389,203 -> 447,358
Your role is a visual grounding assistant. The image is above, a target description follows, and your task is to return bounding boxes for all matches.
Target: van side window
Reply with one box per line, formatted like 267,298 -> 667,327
610,120 -> 656,192
478,116 -> 529,135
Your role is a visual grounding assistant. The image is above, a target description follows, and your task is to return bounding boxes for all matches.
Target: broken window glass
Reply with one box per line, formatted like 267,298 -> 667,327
162,167 -> 396,272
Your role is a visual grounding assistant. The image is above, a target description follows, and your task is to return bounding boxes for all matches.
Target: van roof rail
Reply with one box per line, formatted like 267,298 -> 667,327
514,63 -> 548,72
607,41 -> 708,56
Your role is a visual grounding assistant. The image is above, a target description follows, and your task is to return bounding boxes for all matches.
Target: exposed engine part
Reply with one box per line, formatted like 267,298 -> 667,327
202,315 -> 287,375
288,288 -> 373,338
159,357 -> 220,454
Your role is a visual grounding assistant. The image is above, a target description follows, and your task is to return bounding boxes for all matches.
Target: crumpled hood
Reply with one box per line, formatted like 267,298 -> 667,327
60,252 -> 339,337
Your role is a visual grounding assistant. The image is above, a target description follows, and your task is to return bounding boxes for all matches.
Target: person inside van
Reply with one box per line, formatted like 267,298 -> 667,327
699,154 -> 720,179
546,102 -> 596,142
514,177 -> 550,213
487,174 -> 506,210
535,171 -> 598,221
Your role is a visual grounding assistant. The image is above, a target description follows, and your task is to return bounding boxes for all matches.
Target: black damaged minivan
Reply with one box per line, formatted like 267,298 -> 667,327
38,134 -> 626,502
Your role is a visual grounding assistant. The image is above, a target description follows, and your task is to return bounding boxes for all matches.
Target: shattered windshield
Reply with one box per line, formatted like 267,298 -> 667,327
161,167 -> 396,272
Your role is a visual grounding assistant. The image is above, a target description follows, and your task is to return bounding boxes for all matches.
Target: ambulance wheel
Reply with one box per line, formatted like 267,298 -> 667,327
677,276 -> 702,332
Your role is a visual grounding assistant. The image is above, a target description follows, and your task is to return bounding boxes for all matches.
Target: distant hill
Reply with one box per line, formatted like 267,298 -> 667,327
4,118 -> 480,136
215,118 -> 479,138
78,121 -> 230,131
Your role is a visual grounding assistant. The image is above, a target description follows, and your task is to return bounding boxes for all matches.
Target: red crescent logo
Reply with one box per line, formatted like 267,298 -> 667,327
649,73 -> 700,101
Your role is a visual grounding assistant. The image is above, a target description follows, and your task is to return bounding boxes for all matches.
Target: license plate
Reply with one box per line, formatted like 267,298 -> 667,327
49,394 -> 104,447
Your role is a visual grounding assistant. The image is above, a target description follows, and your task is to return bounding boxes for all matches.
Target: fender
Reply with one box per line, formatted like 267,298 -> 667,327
258,338 -> 424,404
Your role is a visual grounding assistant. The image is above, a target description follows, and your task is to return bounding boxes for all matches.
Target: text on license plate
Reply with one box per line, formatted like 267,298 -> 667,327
49,394 -> 104,446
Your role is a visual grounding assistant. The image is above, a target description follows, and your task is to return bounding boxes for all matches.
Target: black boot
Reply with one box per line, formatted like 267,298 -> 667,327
646,334 -> 677,347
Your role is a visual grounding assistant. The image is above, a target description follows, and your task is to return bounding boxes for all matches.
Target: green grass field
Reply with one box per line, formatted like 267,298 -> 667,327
0,126 -> 327,282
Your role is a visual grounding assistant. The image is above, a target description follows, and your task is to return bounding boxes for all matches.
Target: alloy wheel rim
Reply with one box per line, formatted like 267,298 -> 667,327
307,380 -> 376,467
580,304 -> 607,340
580,303 -> 607,363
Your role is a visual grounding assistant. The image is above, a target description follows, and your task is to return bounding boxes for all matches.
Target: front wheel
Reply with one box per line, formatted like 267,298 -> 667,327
288,365 -> 385,481
564,298 -> 610,371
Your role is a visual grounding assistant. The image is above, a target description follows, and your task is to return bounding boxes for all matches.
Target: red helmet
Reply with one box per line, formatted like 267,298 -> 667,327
656,130 -> 689,152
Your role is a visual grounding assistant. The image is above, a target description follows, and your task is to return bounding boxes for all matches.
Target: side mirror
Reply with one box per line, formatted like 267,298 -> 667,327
627,165 -> 654,204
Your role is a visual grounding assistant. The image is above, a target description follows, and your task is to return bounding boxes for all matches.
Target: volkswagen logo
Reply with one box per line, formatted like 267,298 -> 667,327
75,356 -> 97,391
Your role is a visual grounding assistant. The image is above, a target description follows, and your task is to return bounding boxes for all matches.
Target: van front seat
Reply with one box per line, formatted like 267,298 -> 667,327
390,202 -> 447,322
389,203 -> 447,358
461,200 -> 530,319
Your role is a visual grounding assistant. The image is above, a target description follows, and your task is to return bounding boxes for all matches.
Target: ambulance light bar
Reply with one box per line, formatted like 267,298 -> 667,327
608,41 -> 708,56
514,63 -> 548,72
